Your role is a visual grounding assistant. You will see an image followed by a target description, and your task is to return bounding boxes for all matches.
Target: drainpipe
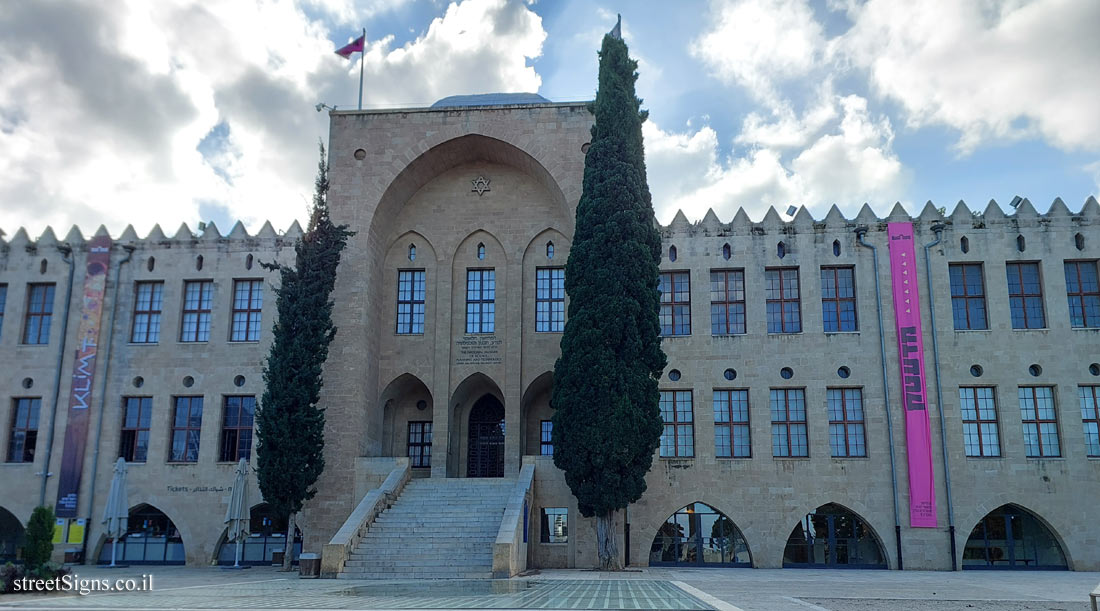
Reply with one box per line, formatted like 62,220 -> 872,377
855,227 -> 903,570
82,245 -> 134,563
39,243 -> 76,507
923,224 -> 958,570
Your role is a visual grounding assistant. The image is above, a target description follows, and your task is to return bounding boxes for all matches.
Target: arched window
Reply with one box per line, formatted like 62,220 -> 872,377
777,241 -> 786,259
962,504 -> 1067,570
40,259 -> 48,274
1016,235 -> 1026,252
216,503 -> 303,566
722,243 -> 731,260
196,254 -> 204,271
546,241 -> 554,259
98,504 -> 185,565
477,243 -> 486,260
649,502 -> 751,567
960,236 -> 969,253
668,245 -> 677,262
783,503 -> 886,568
1074,232 -> 1084,251
147,257 -> 156,272
833,240 -> 841,257
408,244 -> 416,261
245,254 -> 253,270
0,507 -> 25,563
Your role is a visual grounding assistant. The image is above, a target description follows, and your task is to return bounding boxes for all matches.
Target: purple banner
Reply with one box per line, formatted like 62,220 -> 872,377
55,235 -> 112,518
887,223 -> 937,528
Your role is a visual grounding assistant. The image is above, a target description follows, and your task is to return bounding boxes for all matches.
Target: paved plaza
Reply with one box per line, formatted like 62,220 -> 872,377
0,566 -> 1097,611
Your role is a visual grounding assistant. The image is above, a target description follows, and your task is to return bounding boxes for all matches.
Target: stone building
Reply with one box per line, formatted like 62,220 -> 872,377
1,93 -> 1098,575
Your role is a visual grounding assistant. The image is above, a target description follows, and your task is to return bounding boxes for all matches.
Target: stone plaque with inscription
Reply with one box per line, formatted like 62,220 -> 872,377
455,335 -> 503,365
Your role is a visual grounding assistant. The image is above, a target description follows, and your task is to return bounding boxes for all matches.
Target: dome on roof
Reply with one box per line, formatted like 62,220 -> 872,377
430,92 -> 551,108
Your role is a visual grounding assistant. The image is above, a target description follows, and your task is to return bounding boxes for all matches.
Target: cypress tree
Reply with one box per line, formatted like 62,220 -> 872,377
255,142 -> 352,570
24,506 -> 55,570
550,28 -> 666,570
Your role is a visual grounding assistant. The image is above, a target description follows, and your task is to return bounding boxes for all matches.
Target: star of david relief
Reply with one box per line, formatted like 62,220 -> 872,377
471,176 -> 491,196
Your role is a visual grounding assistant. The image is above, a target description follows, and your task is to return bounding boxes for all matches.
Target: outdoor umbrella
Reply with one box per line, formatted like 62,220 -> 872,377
223,457 -> 250,568
102,457 -> 129,567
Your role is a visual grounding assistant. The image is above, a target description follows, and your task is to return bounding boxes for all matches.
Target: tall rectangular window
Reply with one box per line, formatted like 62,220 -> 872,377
659,271 -> 691,336
1019,386 -> 1059,458
7,398 -> 40,463
821,266 -> 857,332
180,280 -> 213,342
407,421 -> 432,468
131,282 -> 164,343
220,396 -> 256,462
540,508 -> 568,543
396,270 -> 426,334
710,270 -> 745,335
959,387 -> 1000,457
1064,260 -> 1100,328
535,267 -> 565,332
659,390 -> 694,457
765,268 -> 801,333
118,397 -> 153,463
170,396 -> 203,463
770,388 -> 807,457
540,420 -> 554,456
1079,386 -> 1100,457
0,284 -> 7,340
949,263 -> 988,330
713,389 -> 750,458
230,280 -> 263,342
1006,262 -> 1045,329
827,388 -> 866,457
22,283 -> 55,345
465,269 -> 495,333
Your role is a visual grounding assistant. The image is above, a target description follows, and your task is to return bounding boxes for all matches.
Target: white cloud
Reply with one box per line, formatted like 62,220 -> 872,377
691,0 -> 825,104
0,0 -> 546,238
837,0 -> 1100,153
644,92 -> 906,223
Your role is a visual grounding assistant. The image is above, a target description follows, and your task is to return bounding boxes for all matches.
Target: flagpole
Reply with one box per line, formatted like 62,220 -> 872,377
357,27 -> 365,110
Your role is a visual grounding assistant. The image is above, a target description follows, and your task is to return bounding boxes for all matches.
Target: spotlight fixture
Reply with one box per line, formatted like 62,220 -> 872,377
786,205 -> 798,217
315,102 -> 337,113
1009,196 -> 1023,209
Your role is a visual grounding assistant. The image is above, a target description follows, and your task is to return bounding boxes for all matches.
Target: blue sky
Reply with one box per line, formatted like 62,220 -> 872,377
0,0 -> 1096,236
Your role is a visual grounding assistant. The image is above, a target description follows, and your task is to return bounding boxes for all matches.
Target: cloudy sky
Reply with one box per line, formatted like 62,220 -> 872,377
1,0 -> 1097,239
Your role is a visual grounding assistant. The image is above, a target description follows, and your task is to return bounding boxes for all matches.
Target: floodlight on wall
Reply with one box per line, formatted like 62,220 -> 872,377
786,205 -> 798,217
1009,196 -> 1023,209
315,102 -> 337,113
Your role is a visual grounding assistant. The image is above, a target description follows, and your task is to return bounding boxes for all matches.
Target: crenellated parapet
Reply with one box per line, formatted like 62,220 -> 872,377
654,197 -> 1100,238
0,220 -> 304,265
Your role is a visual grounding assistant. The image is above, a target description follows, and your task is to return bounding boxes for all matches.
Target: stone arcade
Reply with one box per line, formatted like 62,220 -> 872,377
1,93 -> 1098,576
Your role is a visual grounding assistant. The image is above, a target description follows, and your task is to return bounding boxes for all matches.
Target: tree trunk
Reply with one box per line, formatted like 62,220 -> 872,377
281,512 -> 297,572
596,510 -> 622,570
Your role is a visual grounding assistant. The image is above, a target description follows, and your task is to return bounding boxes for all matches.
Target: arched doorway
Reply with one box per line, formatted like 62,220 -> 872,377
97,504 -> 184,565
649,502 -> 752,567
467,394 -> 505,477
216,503 -> 303,566
783,503 -> 887,568
962,504 -> 1068,570
0,507 -> 25,563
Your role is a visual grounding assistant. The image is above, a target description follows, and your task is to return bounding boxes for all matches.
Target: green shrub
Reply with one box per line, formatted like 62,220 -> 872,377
23,506 -> 55,570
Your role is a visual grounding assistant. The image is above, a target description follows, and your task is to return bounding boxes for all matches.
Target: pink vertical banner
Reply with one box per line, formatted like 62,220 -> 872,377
887,223 -> 937,528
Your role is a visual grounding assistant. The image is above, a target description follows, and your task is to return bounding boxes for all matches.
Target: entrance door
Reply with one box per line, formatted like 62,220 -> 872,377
467,395 -> 505,477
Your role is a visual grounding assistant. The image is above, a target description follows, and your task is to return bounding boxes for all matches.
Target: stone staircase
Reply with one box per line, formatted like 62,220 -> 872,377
338,477 -> 514,579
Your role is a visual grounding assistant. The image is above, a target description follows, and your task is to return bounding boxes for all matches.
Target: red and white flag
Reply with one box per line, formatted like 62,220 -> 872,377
335,34 -> 365,58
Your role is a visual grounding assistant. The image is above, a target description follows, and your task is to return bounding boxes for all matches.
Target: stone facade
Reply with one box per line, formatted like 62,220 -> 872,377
0,99 -> 1097,571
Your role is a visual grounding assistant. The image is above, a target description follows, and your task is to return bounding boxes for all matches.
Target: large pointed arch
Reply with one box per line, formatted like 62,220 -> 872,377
214,503 -> 303,566
0,506 -> 25,563
962,504 -> 1068,570
648,502 -> 752,567
377,373 -> 433,463
782,503 -> 887,569
96,503 -> 185,565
